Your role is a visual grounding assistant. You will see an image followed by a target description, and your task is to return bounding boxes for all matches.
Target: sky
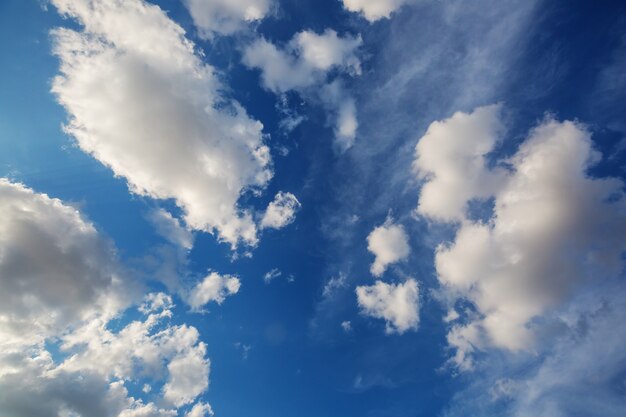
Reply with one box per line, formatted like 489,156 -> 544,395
0,0 -> 625,416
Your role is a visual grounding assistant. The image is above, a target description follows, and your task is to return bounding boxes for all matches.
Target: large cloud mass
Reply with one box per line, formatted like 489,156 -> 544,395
415,106 -> 626,369
0,178 -> 129,348
51,0 -> 274,248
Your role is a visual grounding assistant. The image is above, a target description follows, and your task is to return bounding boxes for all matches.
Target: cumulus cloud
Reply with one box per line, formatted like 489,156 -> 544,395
0,178 -> 131,348
0,293 -> 210,416
187,272 -> 241,311
183,0 -> 272,38
260,191 -> 301,230
243,29 -> 361,151
367,219 -> 410,276
341,0 -> 417,22
414,104 -> 506,222
415,106 -> 626,369
186,402 -> 214,417
356,279 -> 419,334
51,0 -> 274,248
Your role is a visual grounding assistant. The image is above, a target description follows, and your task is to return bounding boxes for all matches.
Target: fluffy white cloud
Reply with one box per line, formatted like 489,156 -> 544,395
243,29 -> 361,151
356,279 -> 419,334
0,293 -> 210,416
0,178 -> 131,348
414,104 -> 506,222
367,219 -> 410,276
341,0 -> 417,22
260,191 -> 301,230
186,402 -> 214,417
184,0 -> 272,38
187,272 -> 241,310
51,0 -> 273,248
244,29 -> 361,92
415,106 -> 626,368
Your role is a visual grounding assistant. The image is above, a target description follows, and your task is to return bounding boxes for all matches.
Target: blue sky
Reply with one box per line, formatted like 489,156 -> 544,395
0,1 -> 625,416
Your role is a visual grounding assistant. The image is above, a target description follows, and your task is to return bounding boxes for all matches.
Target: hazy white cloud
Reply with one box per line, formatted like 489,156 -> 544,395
243,29 -> 361,151
0,178 -> 131,348
187,272 -> 241,310
341,0 -> 417,22
341,320 -> 352,332
263,268 -> 282,284
148,208 -> 194,249
260,191 -> 301,230
367,219 -> 410,276
415,106 -> 626,369
356,279 -> 419,334
51,0 -> 273,248
184,0 -> 272,38
414,104 -> 506,222
322,273 -> 348,298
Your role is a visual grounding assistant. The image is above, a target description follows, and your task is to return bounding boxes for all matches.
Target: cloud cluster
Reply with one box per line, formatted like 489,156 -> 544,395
340,0 -> 417,22
184,0 -> 272,38
415,105 -> 626,369
356,279 -> 419,334
367,219 -> 411,276
243,29 -> 362,152
0,178 -> 212,416
51,0 -> 277,248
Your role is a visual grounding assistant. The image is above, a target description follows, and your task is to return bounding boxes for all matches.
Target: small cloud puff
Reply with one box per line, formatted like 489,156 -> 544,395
367,218 -> 410,277
356,279 -> 419,334
261,191 -> 301,230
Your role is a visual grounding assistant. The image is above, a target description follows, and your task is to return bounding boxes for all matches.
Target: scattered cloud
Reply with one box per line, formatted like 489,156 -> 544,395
263,268 -> 282,284
187,272 -> 241,311
340,0 -> 417,22
186,402 -> 215,417
51,0 -> 273,248
322,273 -> 348,298
341,320 -> 352,332
260,191 -> 301,230
183,0 -> 273,38
243,29 -> 362,151
367,218 -> 410,277
356,279 -> 419,334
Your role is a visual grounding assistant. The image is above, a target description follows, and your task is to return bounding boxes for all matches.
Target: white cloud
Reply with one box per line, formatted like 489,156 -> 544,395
367,219 -> 410,276
186,402 -> 214,417
341,320 -> 352,332
183,0 -> 272,38
260,191 -> 301,230
322,273 -> 348,298
243,29 -> 361,92
341,0 -> 417,22
148,208 -> 194,250
413,104 -> 506,222
415,106 -> 626,368
356,279 -> 419,334
243,29 -> 361,151
51,0 -> 273,248
187,272 -> 241,311
0,178 -> 131,348
263,268 -> 282,284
